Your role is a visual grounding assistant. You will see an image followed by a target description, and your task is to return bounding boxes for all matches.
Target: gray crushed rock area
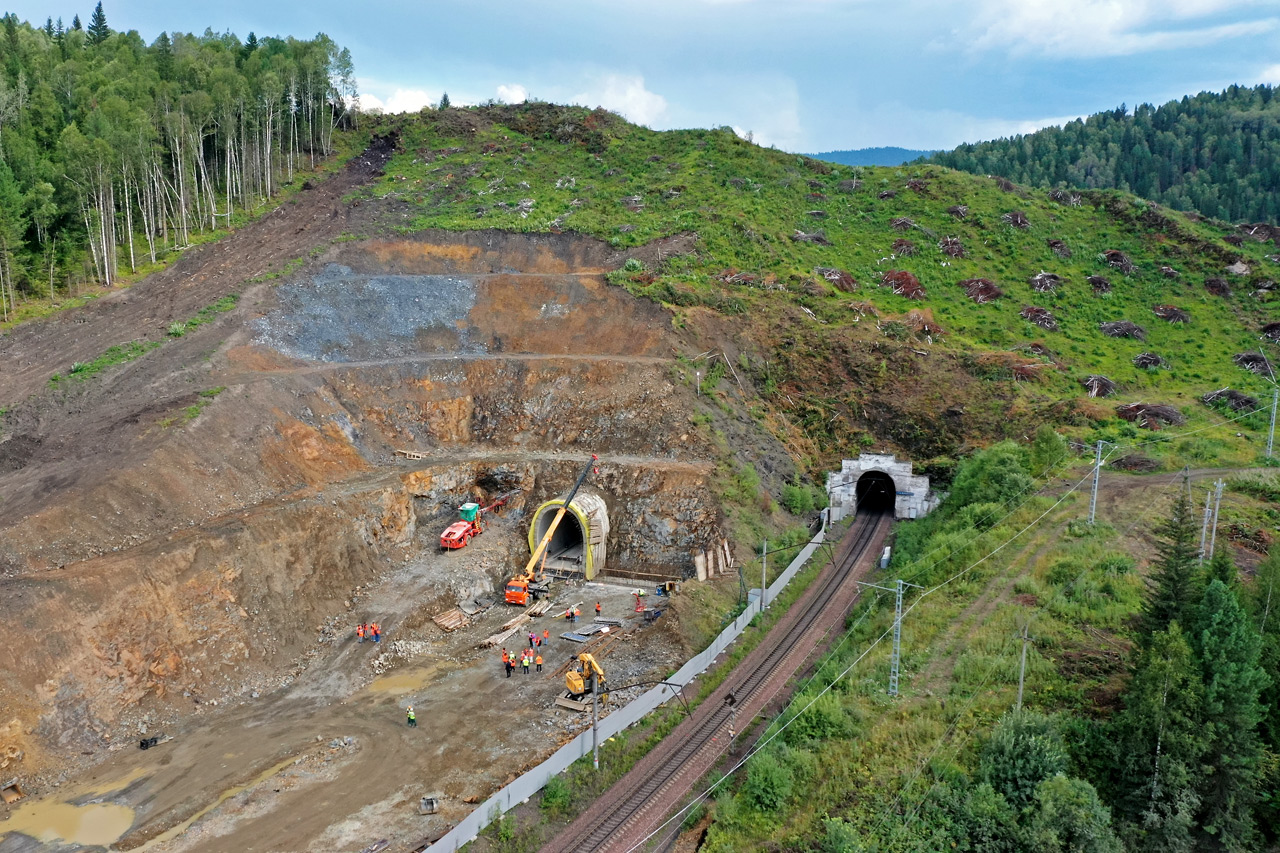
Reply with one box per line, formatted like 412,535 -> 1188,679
254,263 -> 483,361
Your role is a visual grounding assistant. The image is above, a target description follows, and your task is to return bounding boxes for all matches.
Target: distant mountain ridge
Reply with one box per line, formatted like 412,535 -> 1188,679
808,147 -> 936,167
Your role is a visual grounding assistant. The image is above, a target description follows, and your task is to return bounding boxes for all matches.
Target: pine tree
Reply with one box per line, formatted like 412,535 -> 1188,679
87,2 -> 109,45
1206,548 -> 1236,590
438,92 -> 450,110
43,17 -> 53,39
1107,624 -> 1205,852
1194,580 -> 1270,851
1141,492 -> 1204,643
71,15 -> 82,31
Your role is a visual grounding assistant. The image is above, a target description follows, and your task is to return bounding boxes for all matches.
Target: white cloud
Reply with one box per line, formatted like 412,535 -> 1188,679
497,84 -> 528,104
571,75 -> 669,126
964,0 -> 1277,57
1261,63 -> 1280,85
355,79 -> 441,114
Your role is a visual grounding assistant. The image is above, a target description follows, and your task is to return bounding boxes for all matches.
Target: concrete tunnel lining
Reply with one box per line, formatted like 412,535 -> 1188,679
856,470 -> 897,514
528,490 -> 608,579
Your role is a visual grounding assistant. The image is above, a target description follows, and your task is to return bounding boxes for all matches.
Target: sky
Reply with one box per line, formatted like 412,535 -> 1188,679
4,0 -> 1279,152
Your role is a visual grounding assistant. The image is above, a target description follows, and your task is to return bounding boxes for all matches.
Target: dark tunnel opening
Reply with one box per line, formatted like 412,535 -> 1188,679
856,471 -> 897,514
534,505 -> 585,569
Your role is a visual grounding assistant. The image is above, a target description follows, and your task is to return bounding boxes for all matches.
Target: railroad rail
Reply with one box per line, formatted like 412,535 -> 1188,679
541,510 -> 890,853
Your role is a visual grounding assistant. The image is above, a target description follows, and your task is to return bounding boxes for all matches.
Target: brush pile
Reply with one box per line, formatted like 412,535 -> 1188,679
814,267 -> 857,292
1102,250 -> 1136,274
1110,454 -> 1160,472
716,268 -> 757,285
1047,239 -> 1071,259
906,178 -> 929,193
837,179 -> 861,193
904,308 -> 943,336
791,230 -> 830,245
1116,402 -> 1186,429
1233,352 -> 1272,375
1081,375 -> 1117,398
938,236 -> 965,258
1152,304 -> 1190,323
1204,277 -> 1230,296
1133,352 -> 1168,369
1100,320 -> 1147,340
1159,265 -> 1180,278
947,204 -> 969,219
891,216 -> 915,231
1088,275 -> 1112,294
878,190 -> 897,199
891,238 -> 917,256
1049,189 -> 1082,207
960,278 -> 1003,303
1020,305 -> 1059,331
1203,388 -> 1259,412
1002,210 -> 1030,229
995,177 -> 1016,192
880,270 -> 926,299
1030,271 -> 1061,293
1262,322 -> 1280,342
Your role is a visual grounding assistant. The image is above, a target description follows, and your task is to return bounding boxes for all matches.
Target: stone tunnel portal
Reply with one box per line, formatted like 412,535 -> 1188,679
855,471 -> 897,514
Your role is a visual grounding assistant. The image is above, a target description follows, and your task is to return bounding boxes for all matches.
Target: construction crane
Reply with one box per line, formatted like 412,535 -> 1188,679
439,489 -> 519,550
555,653 -> 608,712
504,455 -> 598,605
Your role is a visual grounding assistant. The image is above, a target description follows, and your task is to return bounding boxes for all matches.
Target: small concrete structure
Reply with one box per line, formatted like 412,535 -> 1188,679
827,454 -> 938,521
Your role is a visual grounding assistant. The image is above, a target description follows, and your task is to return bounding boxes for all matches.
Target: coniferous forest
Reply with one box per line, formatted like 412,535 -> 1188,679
0,5 -> 356,319
927,85 -> 1280,225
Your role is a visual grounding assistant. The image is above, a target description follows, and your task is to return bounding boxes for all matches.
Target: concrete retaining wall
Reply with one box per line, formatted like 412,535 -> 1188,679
427,511 -> 830,851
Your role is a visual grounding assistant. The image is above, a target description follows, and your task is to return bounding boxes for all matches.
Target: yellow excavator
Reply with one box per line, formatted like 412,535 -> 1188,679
504,454 -> 598,606
556,653 -> 608,712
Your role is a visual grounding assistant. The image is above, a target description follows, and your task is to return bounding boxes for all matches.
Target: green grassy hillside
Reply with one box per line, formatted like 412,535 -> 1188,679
365,104 -> 1280,477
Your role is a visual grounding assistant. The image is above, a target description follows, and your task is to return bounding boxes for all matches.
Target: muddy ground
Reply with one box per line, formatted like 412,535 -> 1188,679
0,141 -> 775,851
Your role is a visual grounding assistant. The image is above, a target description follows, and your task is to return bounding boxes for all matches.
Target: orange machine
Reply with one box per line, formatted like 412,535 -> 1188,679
440,490 -> 518,550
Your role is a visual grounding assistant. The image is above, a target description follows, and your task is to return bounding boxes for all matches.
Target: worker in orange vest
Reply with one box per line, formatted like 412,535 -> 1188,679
595,601 -> 601,616
535,653 -> 543,673
573,607 -> 581,623
543,628 -> 550,647
356,624 -> 365,643
502,648 -> 512,678
565,607 -> 573,623
371,623 -> 381,643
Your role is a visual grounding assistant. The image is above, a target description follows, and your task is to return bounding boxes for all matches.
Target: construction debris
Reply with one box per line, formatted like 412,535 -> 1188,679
938,236 -> 965,258
880,270 -> 926,300
1088,275 -> 1112,294
1020,305 -> 1059,331
1102,250 -> 1136,274
1233,352 -> 1273,376
1133,352 -> 1168,369
1152,304 -> 1190,323
1204,388 -> 1260,412
432,609 -> 469,632
1002,210 -> 1030,229
1100,320 -> 1147,340
815,267 -> 857,292
478,614 -> 531,648
395,449 -> 430,460
1116,402 -> 1186,429
960,278 -> 1003,303
1029,271 -> 1061,292
1082,375 -> 1117,398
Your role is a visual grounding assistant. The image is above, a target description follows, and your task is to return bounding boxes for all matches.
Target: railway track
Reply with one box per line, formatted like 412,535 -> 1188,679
541,510 -> 890,853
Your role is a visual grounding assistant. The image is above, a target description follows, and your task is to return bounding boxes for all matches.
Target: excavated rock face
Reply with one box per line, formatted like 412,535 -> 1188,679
0,229 -> 736,777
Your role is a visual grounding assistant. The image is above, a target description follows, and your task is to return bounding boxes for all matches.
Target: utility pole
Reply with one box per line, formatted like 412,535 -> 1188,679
858,579 -> 921,697
591,671 -> 600,771
1015,622 -> 1033,712
1269,388 -> 1278,459
1088,440 -> 1104,525
1199,489 -> 1213,564
1208,479 -> 1224,560
761,540 -> 768,613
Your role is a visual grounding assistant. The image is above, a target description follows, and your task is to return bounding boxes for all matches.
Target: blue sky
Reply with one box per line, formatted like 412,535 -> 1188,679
5,0 -> 1279,152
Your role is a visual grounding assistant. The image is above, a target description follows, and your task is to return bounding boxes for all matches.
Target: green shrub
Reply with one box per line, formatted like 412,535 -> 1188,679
540,775 -> 572,817
781,482 -> 815,515
743,750 -> 793,812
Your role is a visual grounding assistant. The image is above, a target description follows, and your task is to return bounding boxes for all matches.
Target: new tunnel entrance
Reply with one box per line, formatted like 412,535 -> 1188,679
528,490 -> 609,579
855,471 -> 897,514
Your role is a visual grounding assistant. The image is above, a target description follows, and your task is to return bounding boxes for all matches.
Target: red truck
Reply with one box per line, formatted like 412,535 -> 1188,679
439,491 -> 518,550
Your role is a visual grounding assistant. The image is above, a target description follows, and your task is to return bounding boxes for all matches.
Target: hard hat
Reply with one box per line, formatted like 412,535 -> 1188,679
407,705 -> 413,710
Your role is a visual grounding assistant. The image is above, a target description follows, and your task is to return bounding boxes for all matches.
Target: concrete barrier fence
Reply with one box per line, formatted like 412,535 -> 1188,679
428,512 -> 829,851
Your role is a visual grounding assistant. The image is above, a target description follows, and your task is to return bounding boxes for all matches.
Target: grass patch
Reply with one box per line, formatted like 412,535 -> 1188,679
50,340 -> 162,385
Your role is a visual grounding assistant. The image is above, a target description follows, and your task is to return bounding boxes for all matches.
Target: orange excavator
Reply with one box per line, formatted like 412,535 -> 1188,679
440,490 -> 519,550
504,455 -> 598,605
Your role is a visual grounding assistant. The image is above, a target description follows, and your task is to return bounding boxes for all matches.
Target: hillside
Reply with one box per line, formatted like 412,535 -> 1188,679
1,100 -> 1280,852
927,84 -> 1280,223
809,146 -> 936,167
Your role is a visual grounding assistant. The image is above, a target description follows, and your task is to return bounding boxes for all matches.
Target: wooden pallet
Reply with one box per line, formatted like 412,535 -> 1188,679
432,608 -> 469,632
395,449 -> 428,460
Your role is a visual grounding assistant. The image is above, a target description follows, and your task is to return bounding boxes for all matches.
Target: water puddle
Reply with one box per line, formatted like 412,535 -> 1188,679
367,662 -> 446,696
0,766 -> 149,847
